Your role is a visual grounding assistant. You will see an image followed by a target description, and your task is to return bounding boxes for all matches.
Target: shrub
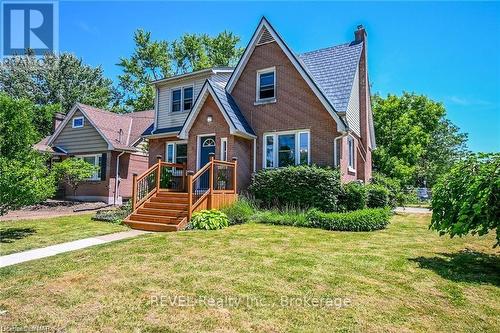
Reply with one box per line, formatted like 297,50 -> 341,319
366,184 -> 389,208
248,165 -> 342,212
190,210 -> 229,230
339,181 -> 366,211
306,208 -> 391,231
370,172 -> 402,207
431,153 -> 499,247
93,201 -> 131,224
253,208 -> 309,227
221,197 -> 256,225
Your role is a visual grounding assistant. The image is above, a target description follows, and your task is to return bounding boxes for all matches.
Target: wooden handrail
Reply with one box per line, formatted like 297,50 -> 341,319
136,163 -> 159,183
159,162 -> 185,168
191,161 -> 212,181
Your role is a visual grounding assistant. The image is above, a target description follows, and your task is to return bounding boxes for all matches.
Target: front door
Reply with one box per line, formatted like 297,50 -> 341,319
199,136 -> 216,188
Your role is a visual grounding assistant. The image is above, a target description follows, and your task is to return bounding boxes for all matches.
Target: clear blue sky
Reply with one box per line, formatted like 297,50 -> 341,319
58,1 -> 499,152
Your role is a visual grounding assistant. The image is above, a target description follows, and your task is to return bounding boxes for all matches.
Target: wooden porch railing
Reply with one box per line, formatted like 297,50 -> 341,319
187,154 -> 238,220
131,156 -> 186,211
130,153 -> 238,222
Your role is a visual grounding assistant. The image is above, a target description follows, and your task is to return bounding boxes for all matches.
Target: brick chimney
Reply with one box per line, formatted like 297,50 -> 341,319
53,112 -> 65,132
355,24 -> 366,43
354,24 -> 372,182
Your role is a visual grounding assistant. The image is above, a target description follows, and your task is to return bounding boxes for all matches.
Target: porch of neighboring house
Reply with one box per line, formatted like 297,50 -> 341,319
124,154 -> 238,232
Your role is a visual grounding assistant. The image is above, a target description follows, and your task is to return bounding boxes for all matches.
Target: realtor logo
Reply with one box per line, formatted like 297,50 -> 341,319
1,0 -> 58,56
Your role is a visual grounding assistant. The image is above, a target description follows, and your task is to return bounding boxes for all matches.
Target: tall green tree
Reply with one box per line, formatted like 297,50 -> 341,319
0,53 -> 116,112
372,92 -> 468,186
117,29 -> 171,112
117,30 -> 243,112
0,94 -> 56,215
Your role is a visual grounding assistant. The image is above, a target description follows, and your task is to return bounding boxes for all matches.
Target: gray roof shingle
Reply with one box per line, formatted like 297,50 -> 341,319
299,41 -> 363,113
208,75 -> 255,136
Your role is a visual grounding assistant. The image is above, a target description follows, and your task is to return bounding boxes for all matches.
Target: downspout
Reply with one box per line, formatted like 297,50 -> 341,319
114,151 -> 126,205
253,138 -> 257,173
334,129 -> 349,168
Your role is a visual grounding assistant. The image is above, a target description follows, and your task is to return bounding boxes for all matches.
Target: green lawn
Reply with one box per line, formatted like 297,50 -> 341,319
0,214 -> 498,332
0,214 -> 128,255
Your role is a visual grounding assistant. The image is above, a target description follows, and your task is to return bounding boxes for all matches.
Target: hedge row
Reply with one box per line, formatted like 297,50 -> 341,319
306,208 -> 391,231
248,165 -> 342,212
247,207 -> 391,232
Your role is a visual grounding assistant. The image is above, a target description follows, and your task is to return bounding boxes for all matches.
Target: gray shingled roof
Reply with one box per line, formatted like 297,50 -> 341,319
208,75 -> 255,136
299,41 -> 363,113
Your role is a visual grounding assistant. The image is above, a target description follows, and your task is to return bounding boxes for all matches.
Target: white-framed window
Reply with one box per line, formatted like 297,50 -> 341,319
171,86 -> 194,112
166,141 -> 188,164
256,67 -> 276,102
77,154 -> 101,180
263,130 -> 310,168
220,137 -> 228,161
348,136 -> 355,171
72,117 -> 84,128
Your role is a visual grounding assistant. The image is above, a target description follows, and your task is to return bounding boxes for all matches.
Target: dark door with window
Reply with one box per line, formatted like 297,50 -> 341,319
199,136 -> 216,189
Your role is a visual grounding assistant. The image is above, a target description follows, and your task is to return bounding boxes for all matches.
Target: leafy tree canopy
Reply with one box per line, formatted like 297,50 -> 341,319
118,29 -> 243,112
430,153 -> 499,247
372,92 -> 468,186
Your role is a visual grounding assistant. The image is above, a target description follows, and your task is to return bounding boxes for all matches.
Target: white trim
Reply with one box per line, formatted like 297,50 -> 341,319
226,17 -> 347,132
179,82 -> 256,140
196,133 -> 216,170
262,129 -> 310,168
72,116 -> 84,128
253,138 -> 257,173
165,140 -> 188,164
220,137 -> 228,161
47,104 -> 115,150
256,66 -> 276,103
347,135 -> 356,172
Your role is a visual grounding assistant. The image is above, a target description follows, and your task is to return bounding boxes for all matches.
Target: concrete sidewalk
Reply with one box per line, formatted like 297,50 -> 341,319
0,229 -> 149,268
395,207 -> 432,214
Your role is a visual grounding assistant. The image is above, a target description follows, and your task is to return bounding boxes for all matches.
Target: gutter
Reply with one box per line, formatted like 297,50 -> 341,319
334,128 -> 349,167
114,151 -> 126,205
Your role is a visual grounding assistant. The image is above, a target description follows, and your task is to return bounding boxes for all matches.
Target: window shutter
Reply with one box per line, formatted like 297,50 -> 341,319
100,153 -> 107,181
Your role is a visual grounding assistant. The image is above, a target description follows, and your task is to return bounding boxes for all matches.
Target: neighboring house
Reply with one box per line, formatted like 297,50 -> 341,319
36,103 -> 154,204
145,17 -> 375,188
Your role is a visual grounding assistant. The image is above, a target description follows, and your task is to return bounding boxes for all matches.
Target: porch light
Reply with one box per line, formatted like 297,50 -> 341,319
207,115 -> 213,123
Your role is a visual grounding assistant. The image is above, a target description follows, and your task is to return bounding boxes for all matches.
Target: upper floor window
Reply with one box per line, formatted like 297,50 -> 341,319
348,136 -> 355,171
256,67 -> 276,102
183,87 -> 193,111
264,130 -> 310,168
72,117 -> 84,128
172,86 -> 194,112
172,89 -> 182,112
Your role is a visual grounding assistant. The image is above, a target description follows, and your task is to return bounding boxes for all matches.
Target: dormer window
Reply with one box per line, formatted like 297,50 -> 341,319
256,67 -> 276,103
172,86 -> 194,112
72,117 -> 84,128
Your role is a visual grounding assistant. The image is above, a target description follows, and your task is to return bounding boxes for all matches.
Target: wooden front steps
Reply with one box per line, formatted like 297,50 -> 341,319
124,191 -> 189,232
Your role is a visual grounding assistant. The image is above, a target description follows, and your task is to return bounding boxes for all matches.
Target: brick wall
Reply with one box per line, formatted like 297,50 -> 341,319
230,41 -> 342,170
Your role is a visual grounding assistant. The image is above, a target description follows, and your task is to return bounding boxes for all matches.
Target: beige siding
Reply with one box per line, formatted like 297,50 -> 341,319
156,76 -> 209,130
345,65 -> 360,136
52,110 -> 109,153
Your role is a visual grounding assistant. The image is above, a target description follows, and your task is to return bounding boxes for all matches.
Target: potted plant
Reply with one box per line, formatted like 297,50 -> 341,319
216,169 -> 228,190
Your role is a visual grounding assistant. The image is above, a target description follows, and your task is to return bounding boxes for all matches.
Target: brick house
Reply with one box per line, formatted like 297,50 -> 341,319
145,17 -> 375,188
36,103 -> 153,204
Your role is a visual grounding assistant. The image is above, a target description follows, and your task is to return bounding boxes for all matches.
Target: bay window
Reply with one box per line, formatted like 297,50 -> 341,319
263,130 -> 310,168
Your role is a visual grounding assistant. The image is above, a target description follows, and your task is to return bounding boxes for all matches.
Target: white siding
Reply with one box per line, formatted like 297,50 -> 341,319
156,75 -> 210,130
345,65 -> 360,136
